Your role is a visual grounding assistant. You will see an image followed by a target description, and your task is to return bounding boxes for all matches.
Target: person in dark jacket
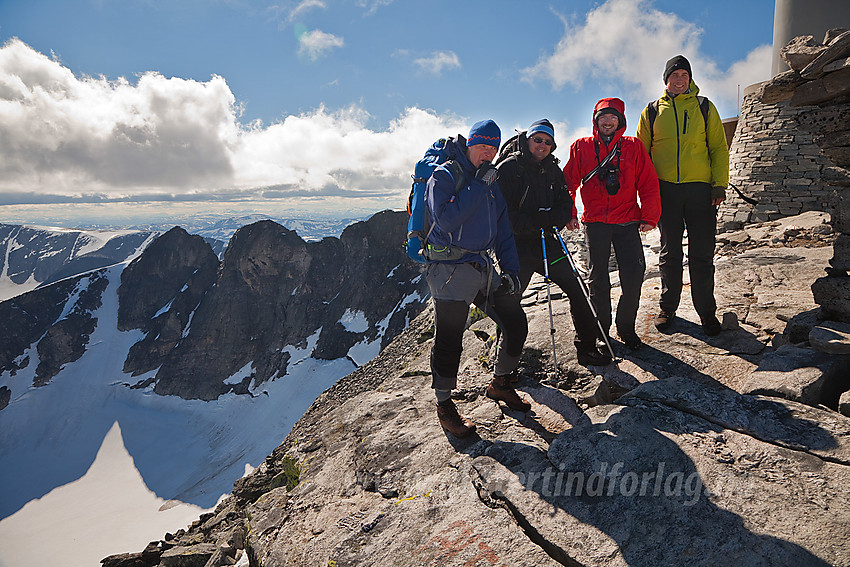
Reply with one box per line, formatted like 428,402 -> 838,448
426,119 -> 530,438
496,119 -> 611,367
563,98 -> 661,350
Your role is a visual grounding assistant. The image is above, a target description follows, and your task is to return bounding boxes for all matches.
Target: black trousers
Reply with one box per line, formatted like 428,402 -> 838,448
515,233 -> 601,350
658,181 -> 717,319
584,222 -> 646,336
429,263 -> 527,391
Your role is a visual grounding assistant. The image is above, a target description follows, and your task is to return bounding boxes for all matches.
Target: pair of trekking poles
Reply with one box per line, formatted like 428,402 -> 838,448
492,227 -> 615,375
540,227 -> 616,372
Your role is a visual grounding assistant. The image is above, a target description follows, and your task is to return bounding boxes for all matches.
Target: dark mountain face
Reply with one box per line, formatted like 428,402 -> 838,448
0,269 -> 109,397
117,210 -> 429,400
1,211 -> 429,406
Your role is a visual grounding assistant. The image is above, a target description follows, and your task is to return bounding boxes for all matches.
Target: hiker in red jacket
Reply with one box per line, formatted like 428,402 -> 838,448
563,98 -> 660,350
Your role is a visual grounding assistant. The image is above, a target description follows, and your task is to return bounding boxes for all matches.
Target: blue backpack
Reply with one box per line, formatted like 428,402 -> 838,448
405,138 -> 465,263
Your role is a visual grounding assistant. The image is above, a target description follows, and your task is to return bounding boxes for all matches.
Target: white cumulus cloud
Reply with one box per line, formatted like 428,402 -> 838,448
414,51 -> 461,76
297,29 -> 344,61
522,0 -> 771,117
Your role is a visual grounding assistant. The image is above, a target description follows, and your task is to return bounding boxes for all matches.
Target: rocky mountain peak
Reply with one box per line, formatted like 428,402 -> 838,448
103,211 -> 850,567
119,211 -> 427,401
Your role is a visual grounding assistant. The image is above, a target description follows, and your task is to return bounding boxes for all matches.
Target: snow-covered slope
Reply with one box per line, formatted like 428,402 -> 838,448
0,213 -> 429,567
0,224 -> 157,302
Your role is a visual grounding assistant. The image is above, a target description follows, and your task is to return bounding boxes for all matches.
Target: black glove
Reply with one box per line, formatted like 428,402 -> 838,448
475,161 -> 499,186
500,272 -> 522,296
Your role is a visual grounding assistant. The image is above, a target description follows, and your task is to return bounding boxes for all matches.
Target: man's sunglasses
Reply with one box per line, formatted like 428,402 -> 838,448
531,136 -> 553,146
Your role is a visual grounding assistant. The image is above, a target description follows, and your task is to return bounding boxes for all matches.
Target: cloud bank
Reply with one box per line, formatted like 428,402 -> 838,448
0,38 -> 463,206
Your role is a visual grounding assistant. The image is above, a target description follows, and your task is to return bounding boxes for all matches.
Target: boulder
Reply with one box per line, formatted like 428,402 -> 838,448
831,233 -> 850,272
780,35 -> 825,72
823,56 -> 850,73
159,544 -> 216,567
809,320 -> 850,354
840,390 -> 850,417
812,275 -> 850,322
825,28 -> 849,45
758,69 -> 805,104
741,344 -> 844,407
800,29 -> 850,79
791,66 -> 850,106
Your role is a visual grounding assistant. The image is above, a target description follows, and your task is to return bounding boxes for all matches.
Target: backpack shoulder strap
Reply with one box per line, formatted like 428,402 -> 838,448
698,96 -> 711,148
646,100 -> 659,143
446,160 -> 466,194
697,96 -> 709,123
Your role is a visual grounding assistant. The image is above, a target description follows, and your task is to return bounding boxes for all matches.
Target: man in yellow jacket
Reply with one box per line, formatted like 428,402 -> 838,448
636,55 -> 729,336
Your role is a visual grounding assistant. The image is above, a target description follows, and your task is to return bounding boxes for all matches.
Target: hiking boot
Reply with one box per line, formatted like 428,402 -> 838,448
618,329 -> 643,351
577,347 -> 612,367
436,400 -> 476,437
654,310 -> 675,331
486,375 -> 531,412
701,315 -> 722,336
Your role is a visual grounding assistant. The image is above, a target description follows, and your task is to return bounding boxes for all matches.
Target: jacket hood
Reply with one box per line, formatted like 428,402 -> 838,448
592,97 -> 627,146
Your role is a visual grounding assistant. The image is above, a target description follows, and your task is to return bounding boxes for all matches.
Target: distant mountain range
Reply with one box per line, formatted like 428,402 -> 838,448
0,215 -> 364,302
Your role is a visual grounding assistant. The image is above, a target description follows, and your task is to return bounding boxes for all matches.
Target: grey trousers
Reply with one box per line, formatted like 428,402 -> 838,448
427,262 -> 527,391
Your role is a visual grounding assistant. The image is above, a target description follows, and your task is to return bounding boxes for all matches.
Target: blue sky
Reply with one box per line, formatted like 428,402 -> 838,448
0,0 -> 776,225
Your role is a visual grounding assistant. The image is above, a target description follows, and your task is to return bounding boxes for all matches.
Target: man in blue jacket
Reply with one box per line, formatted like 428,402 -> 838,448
426,119 -> 530,438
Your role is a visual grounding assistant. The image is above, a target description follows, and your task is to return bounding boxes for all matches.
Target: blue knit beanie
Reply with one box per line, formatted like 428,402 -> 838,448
467,119 -> 501,148
527,119 -> 555,142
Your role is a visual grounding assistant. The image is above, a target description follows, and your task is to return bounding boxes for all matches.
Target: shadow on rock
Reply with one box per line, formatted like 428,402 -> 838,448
471,378 -> 845,566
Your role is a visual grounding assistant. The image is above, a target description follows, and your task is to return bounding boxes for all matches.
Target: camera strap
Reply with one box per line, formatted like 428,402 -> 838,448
581,140 -> 620,185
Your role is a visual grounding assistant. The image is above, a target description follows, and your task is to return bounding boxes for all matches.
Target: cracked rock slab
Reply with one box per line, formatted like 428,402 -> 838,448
623,376 -> 850,465
473,381 -> 850,567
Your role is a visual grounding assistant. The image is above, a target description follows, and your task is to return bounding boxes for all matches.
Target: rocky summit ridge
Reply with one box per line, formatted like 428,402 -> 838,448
103,210 -> 850,567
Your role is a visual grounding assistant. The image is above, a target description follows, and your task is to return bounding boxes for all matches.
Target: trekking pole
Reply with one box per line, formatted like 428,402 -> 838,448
540,229 -> 559,373
553,229 -> 616,360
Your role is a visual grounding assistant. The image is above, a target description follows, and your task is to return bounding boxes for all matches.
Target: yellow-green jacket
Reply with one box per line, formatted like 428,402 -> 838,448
636,80 -> 729,189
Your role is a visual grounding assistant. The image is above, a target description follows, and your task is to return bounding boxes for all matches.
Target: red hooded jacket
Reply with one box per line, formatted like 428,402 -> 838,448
563,98 -> 660,226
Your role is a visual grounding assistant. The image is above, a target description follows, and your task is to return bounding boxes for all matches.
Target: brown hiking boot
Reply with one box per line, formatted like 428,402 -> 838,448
486,375 -> 531,412
701,315 -> 722,336
654,310 -> 675,331
436,400 -> 476,437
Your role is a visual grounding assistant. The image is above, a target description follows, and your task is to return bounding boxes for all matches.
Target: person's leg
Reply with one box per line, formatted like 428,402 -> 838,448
545,234 -> 611,365
657,181 -> 686,325
430,298 -> 478,436
682,182 -> 719,332
427,263 -> 484,436
476,281 -> 530,412
430,299 -> 469,394
612,223 -> 646,347
515,236 -> 541,294
584,222 -> 614,335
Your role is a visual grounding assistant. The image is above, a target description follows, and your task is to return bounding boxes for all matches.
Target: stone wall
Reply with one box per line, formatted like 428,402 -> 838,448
718,92 -> 835,230
750,28 -> 850,322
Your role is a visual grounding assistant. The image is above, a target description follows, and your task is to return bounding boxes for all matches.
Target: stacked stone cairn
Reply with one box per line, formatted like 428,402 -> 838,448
740,29 -> 850,327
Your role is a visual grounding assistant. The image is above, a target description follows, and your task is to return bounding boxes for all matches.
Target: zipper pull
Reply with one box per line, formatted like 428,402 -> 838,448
683,110 -> 688,134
